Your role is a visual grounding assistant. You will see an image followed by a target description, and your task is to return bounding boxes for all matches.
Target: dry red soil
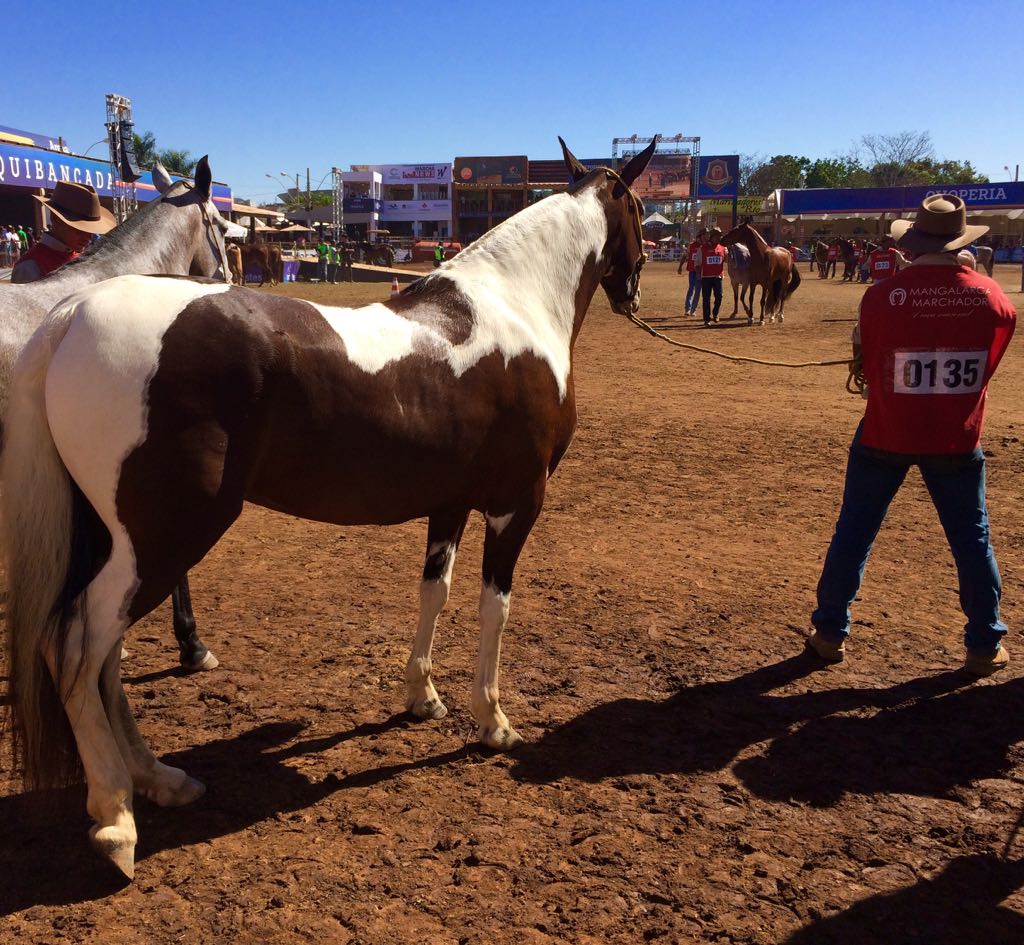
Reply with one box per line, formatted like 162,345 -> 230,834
2,263 -> 1023,944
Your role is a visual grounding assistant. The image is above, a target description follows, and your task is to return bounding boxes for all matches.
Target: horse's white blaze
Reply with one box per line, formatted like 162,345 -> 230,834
45,276 -> 231,565
485,511 -> 514,535
310,188 -> 607,400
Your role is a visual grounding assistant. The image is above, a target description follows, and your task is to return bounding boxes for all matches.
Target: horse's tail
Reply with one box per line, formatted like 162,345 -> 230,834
785,265 -> 802,299
3,302 -> 93,790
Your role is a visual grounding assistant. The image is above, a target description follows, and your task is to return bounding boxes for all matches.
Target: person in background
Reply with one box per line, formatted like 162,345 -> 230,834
327,239 -> 340,284
316,235 -> 330,283
866,236 -> 908,283
434,241 -> 445,268
697,227 -> 726,327
16,223 -> 29,253
806,194 -> 1016,677
677,228 -> 705,317
825,240 -> 839,279
11,182 -> 114,283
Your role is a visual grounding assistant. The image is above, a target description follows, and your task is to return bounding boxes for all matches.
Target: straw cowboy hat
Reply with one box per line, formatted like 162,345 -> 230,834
890,193 -> 988,255
33,181 -> 116,234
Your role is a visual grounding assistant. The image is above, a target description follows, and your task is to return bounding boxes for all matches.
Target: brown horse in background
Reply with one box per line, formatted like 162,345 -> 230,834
360,242 -> 396,267
240,242 -> 283,286
226,242 -> 243,284
814,240 -> 829,278
721,224 -> 801,325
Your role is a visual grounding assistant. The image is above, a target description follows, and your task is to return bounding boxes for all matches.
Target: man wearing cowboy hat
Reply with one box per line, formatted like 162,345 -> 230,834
10,181 -> 115,284
807,194 -> 1016,676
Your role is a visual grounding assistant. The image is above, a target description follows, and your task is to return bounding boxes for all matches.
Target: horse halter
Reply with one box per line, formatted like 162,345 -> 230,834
597,167 -> 647,316
178,181 -> 230,282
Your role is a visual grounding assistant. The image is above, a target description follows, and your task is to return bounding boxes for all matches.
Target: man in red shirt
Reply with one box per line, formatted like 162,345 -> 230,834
677,228 -> 705,317
807,194 -> 1016,676
698,227 -> 726,326
825,240 -> 839,279
866,236 -> 908,283
10,181 -> 115,283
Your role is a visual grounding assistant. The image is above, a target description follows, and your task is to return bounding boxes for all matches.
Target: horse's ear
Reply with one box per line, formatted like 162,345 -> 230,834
152,162 -> 173,194
194,155 -> 212,201
614,138 -> 658,197
558,136 -> 589,184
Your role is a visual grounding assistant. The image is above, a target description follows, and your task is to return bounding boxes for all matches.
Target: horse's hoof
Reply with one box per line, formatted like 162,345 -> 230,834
479,724 -> 524,751
406,695 -> 448,720
90,824 -> 136,880
182,650 -> 219,672
148,768 -> 205,808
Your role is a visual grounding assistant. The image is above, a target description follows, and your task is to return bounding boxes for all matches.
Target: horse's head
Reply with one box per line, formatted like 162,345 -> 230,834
560,136 -> 656,317
152,156 -> 231,282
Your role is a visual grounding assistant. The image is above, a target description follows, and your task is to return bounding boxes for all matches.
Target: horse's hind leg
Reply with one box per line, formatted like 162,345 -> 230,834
730,280 -> 739,318
100,641 -> 205,808
54,542 -> 143,877
171,574 -> 219,671
405,508 -> 470,720
472,485 -> 545,750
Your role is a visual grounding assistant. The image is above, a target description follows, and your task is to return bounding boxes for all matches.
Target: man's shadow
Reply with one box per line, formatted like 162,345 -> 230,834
510,654 -> 1024,808
0,714 -> 477,914
783,853 -> 1024,945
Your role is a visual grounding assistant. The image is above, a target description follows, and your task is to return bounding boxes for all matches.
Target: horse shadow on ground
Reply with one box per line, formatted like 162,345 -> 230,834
0,713 -> 479,914
510,654 -> 1024,809
783,853 -> 1024,945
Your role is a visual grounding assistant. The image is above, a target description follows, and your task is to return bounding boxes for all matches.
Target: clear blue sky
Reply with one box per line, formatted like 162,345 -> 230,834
6,0 -> 1022,201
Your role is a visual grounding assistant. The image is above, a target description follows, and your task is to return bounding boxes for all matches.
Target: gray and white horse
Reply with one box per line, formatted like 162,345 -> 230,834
0,157 -> 229,671
726,243 -> 754,318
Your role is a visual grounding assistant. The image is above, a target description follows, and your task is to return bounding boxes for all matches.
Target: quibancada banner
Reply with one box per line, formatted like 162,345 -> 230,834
782,182 -> 1024,215
0,142 -> 232,212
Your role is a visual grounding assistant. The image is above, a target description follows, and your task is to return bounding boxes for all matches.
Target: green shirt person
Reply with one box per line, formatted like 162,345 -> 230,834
16,226 -> 29,251
434,242 -> 445,267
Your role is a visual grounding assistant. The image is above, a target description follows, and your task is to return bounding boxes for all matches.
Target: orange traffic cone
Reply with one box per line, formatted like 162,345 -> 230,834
390,275 -> 400,299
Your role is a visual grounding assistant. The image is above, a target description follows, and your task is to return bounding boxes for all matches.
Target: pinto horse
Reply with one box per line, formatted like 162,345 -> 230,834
720,223 -> 801,325
240,242 -> 282,286
0,158 -> 228,673
1,136 -> 656,878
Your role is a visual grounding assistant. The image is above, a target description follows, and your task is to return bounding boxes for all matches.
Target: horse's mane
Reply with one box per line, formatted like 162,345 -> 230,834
60,181 -> 193,270
738,223 -> 769,250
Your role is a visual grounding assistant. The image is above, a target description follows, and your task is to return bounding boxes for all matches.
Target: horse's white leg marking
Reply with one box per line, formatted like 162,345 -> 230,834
405,541 -> 456,720
101,641 -> 205,809
471,581 -> 522,750
56,541 -> 141,878
485,511 -> 514,536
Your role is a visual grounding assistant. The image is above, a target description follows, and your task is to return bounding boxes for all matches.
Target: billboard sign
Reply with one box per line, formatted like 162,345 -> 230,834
620,152 -> 693,200
0,142 -> 232,211
453,156 -> 526,186
697,155 -> 739,200
781,181 -> 1024,215
701,196 -> 766,215
343,196 -> 381,213
381,199 -> 452,221
377,163 -> 450,184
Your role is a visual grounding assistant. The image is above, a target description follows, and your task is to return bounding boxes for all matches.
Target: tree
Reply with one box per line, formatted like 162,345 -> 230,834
157,148 -> 197,177
129,130 -> 197,176
745,154 -> 810,195
927,159 -> 989,185
856,131 -> 934,186
132,130 -> 158,168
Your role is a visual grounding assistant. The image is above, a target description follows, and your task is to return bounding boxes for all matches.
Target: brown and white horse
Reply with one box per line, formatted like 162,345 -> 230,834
1,137 -> 655,878
720,224 -> 801,325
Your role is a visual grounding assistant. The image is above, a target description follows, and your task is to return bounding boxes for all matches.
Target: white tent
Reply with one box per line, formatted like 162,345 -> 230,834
643,212 -> 673,226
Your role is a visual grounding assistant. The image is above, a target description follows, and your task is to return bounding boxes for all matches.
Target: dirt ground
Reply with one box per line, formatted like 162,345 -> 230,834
2,261 -> 1023,944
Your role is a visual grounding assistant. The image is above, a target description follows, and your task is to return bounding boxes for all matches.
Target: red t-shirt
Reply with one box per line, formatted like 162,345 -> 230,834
700,243 -> 725,277
686,240 -> 701,273
868,247 -> 899,281
859,265 -> 1017,454
827,245 -> 839,261
12,240 -> 79,278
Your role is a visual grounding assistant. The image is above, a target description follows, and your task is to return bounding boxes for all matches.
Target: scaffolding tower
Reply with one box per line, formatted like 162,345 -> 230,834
331,166 -> 344,240
612,133 -> 700,234
105,93 -> 140,224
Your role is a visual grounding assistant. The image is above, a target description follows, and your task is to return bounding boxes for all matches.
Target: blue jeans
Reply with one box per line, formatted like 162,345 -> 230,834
685,271 -> 700,312
812,425 -> 1006,652
318,259 -> 328,281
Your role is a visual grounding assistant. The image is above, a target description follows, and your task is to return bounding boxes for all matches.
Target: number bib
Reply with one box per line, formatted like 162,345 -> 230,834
893,350 -> 988,394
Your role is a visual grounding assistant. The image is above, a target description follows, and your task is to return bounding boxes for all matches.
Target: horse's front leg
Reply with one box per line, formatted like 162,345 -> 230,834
172,575 -> 219,671
472,487 -> 544,750
405,509 -> 470,720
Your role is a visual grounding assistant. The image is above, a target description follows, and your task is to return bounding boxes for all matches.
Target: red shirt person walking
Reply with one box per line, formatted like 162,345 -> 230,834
677,230 -> 705,316
807,194 -> 1016,676
11,181 -> 115,283
697,228 -> 726,326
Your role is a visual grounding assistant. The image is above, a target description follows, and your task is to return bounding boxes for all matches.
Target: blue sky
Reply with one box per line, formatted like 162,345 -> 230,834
5,0 -> 1021,201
